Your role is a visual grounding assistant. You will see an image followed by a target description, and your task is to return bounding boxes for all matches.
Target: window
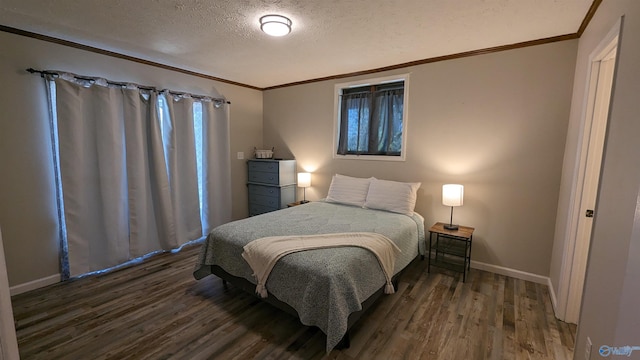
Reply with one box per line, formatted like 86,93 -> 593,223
334,74 -> 409,161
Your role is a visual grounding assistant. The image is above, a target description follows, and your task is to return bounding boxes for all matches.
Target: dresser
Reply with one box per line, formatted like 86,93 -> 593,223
247,159 -> 296,216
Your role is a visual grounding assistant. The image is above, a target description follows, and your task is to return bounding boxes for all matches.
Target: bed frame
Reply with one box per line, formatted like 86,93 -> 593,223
209,257 -> 417,349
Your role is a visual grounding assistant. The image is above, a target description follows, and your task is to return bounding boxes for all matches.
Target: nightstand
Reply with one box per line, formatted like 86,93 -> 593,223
287,201 -> 309,207
427,222 -> 475,282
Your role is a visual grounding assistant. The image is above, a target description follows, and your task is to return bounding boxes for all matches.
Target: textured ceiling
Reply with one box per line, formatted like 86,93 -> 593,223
0,0 -> 593,89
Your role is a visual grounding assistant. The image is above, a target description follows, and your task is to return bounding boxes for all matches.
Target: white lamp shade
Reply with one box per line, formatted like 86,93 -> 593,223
297,172 -> 311,188
260,15 -> 292,37
442,184 -> 464,207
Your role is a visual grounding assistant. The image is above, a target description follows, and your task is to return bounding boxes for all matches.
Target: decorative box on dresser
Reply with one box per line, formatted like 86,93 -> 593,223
247,159 -> 296,216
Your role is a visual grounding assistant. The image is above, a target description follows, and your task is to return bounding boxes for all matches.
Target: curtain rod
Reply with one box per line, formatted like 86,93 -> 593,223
26,68 -> 231,104
340,88 -> 404,97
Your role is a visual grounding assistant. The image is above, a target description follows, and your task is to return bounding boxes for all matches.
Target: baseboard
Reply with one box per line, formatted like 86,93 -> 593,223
10,274 -> 60,296
470,260 -> 549,285
547,277 -> 559,314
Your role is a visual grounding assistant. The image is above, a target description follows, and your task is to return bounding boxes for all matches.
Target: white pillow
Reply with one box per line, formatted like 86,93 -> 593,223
326,174 -> 372,207
364,178 -> 421,215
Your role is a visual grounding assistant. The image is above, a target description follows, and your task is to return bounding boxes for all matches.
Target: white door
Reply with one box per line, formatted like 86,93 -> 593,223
557,29 -> 619,324
0,228 -> 20,359
566,50 -> 616,323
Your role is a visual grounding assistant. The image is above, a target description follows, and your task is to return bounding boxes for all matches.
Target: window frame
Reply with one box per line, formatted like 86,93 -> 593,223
333,73 -> 410,161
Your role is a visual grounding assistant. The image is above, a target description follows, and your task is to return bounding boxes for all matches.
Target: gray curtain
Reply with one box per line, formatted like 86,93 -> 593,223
337,93 -> 370,154
48,75 -> 231,277
201,100 -> 232,233
53,78 -> 172,276
160,93 -> 202,247
122,90 -> 175,255
370,89 -> 404,154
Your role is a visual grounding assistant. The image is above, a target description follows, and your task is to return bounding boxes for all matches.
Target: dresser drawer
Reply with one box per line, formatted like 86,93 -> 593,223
248,170 -> 280,185
250,194 -> 281,208
248,161 -> 279,173
249,203 -> 279,216
248,184 -> 281,197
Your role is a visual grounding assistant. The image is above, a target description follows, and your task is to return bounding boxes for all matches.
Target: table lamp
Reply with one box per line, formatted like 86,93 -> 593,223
442,184 -> 464,230
297,172 -> 311,203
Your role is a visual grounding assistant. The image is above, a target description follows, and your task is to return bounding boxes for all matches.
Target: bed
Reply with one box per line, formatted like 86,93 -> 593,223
193,176 -> 425,352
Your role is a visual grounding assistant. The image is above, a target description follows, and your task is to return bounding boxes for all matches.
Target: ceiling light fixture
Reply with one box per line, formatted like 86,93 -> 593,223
260,14 -> 292,37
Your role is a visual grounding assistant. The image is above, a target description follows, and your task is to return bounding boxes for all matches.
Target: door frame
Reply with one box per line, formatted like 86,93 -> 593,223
0,228 -> 20,359
555,18 -> 622,323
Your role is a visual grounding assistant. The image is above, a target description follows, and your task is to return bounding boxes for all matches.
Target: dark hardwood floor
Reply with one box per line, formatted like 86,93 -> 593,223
12,244 -> 576,359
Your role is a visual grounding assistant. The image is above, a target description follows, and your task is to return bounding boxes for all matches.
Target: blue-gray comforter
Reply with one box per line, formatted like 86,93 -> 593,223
193,201 -> 425,352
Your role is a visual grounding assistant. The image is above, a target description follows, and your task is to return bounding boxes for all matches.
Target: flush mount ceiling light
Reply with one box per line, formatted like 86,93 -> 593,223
260,14 -> 292,37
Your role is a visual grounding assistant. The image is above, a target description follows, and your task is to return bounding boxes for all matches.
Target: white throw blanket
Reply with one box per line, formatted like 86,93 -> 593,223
241,232 -> 401,298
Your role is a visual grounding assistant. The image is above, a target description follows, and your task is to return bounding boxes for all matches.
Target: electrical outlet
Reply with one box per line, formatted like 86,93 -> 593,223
585,337 -> 592,360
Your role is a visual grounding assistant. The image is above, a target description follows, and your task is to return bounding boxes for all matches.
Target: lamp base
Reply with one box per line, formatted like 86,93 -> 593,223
443,223 -> 459,230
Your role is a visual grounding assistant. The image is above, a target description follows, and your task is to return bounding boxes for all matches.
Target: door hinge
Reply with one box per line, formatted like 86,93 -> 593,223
586,209 -> 594,218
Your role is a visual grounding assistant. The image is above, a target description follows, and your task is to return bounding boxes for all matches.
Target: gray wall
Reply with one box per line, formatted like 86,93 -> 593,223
0,31 -> 262,287
263,41 -> 577,277
563,1 -> 640,359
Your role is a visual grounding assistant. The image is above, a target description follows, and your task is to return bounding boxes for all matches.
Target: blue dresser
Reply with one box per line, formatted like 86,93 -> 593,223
247,159 -> 296,216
